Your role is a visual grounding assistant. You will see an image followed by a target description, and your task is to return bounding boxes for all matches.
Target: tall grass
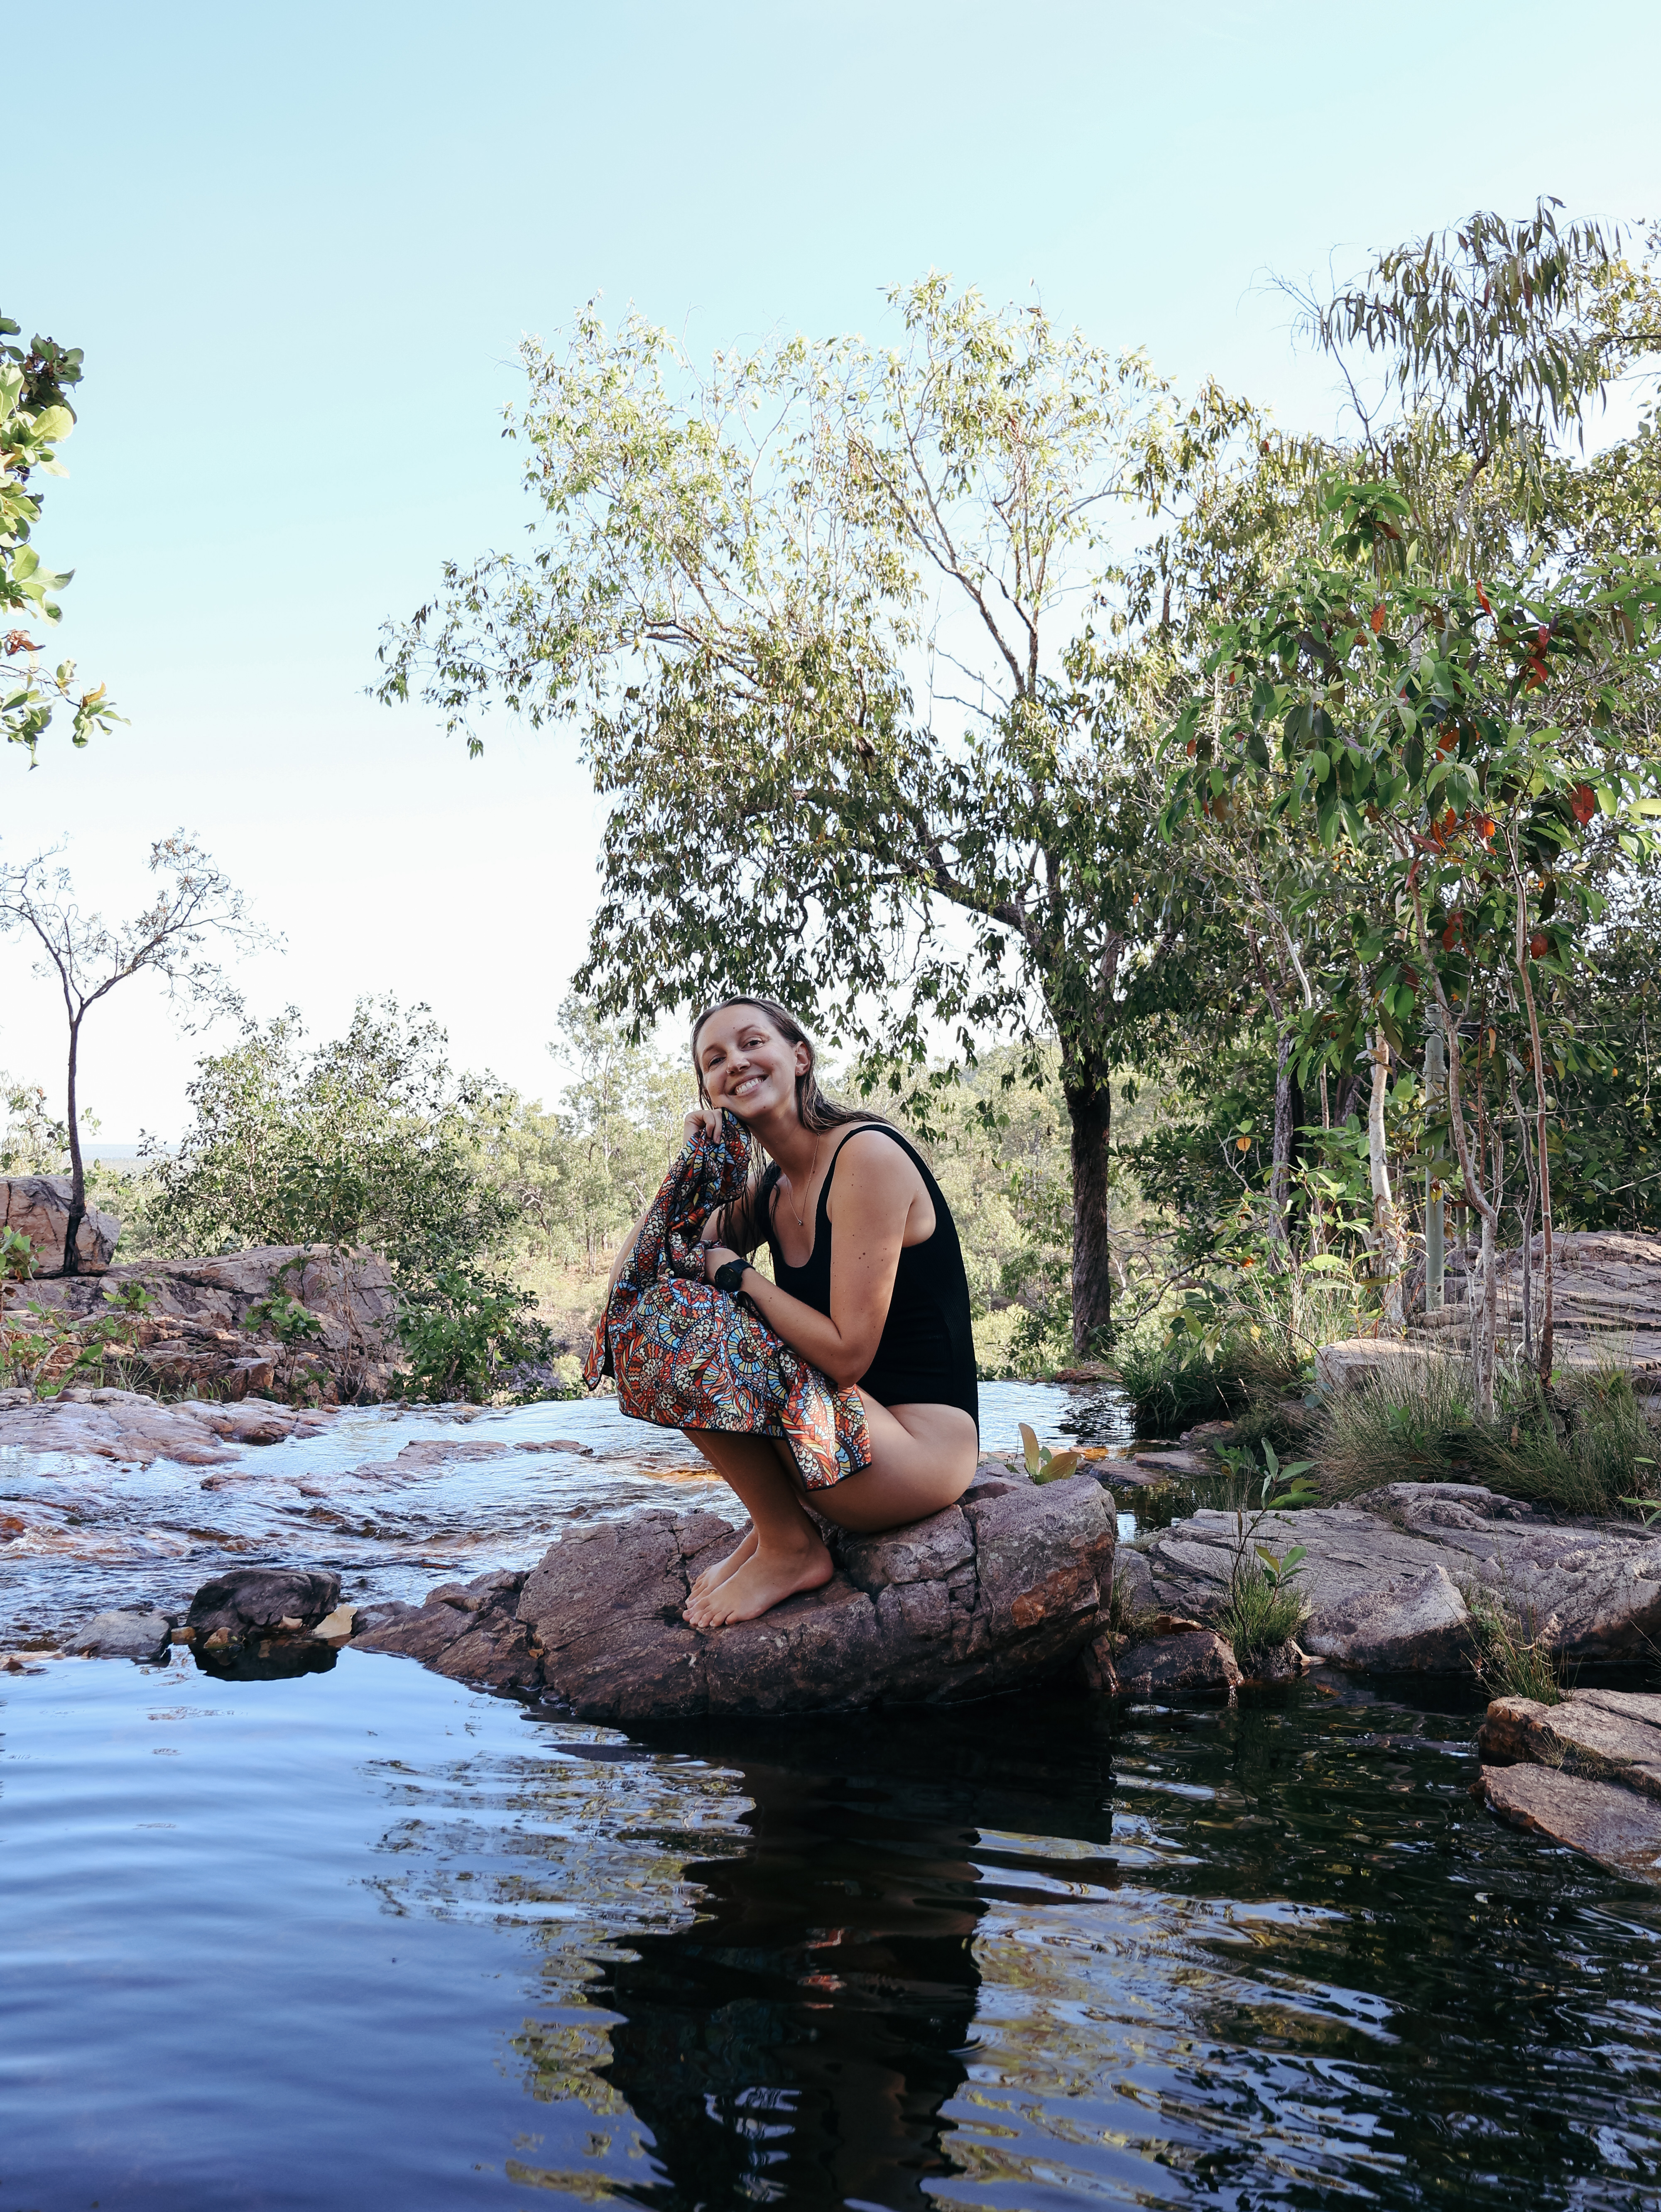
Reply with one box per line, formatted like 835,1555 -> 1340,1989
1316,1352 -> 1655,1517
1218,1559 -> 1307,1663
1463,1582 -> 1565,1704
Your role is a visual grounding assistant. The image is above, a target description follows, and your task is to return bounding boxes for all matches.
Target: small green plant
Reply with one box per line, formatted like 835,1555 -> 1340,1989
244,1291 -> 325,1346
1215,1442 -> 1318,1663
1464,1581 -> 1564,1705
1018,1422 -> 1080,1484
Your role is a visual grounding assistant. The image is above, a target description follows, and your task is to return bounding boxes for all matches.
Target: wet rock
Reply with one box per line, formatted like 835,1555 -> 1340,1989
1476,1764 -> 1661,1884
1140,1483 -> 1661,1670
185,1566 -> 341,1648
69,1609 -> 172,1661
354,1569 -> 538,1693
1097,1624 -> 1242,1697
1,1174 -> 120,1273
0,1393 -> 333,1466
355,1475 -> 1117,1719
1478,1688 -> 1661,1799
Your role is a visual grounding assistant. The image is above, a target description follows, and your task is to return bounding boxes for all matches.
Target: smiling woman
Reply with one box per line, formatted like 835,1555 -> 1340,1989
601,996 -> 980,1629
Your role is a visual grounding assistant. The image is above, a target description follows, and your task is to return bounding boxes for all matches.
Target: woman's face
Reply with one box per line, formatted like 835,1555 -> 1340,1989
696,1006 -> 809,1123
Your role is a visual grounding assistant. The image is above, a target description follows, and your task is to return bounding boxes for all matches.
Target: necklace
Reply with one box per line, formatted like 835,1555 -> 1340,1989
783,1133 -> 822,1231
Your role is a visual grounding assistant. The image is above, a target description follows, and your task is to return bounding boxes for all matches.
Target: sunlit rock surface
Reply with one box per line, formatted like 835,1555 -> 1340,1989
0,1175 -> 120,1273
23,1245 -> 400,1399
1135,1482 -> 1661,1670
354,1471 -> 1118,1718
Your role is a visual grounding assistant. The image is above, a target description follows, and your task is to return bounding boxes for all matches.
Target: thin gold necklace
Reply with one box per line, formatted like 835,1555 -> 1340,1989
784,1133 -> 822,1231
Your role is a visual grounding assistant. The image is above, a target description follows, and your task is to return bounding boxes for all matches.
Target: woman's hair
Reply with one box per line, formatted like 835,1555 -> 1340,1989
689,996 -> 888,1251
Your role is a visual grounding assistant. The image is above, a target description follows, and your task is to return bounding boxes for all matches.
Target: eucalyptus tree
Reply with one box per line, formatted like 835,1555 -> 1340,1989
0,835 -> 269,1273
380,279 -> 1252,1351
0,316 -> 121,764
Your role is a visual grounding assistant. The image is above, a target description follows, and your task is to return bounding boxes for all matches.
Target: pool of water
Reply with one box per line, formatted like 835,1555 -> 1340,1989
5,1383 -> 1660,2208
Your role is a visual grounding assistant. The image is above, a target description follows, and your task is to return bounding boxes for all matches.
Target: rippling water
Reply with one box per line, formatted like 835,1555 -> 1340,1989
4,1384 -> 1660,2207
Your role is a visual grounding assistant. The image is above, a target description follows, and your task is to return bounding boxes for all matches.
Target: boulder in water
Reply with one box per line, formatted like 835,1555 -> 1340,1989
185,1566 -> 341,1649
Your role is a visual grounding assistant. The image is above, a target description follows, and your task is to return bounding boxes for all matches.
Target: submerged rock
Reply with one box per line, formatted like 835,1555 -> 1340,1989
352,1473 -> 1118,1719
1135,1483 -> 1661,1670
1476,1764 -> 1661,1884
69,1609 -> 172,1661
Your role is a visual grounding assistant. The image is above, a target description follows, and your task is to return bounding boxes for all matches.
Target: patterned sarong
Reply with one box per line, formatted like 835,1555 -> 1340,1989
583,1113 -> 872,1490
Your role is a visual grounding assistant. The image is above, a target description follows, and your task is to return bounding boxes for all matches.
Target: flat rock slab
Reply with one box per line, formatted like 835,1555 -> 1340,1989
0,1392 -> 334,1466
352,1473 -> 1117,1720
1477,1763 -> 1661,1884
1479,1688 -> 1661,1800
1138,1481 -> 1661,1670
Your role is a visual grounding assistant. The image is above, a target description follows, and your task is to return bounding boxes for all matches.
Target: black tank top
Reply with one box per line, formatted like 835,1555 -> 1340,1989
762,1124 -> 979,1431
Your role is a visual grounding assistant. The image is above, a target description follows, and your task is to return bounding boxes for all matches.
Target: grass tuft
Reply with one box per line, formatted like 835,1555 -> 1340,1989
1218,1558 -> 1307,1664
1464,1582 -> 1565,1705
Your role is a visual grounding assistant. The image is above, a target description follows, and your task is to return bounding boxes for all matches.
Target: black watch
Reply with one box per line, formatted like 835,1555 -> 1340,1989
713,1257 -> 751,1296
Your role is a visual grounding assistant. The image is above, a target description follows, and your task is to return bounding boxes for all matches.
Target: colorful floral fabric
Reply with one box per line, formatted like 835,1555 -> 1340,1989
583,1113 -> 871,1490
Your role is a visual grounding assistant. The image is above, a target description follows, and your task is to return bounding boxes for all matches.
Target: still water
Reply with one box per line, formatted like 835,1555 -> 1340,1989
3,1386 -> 1660,2208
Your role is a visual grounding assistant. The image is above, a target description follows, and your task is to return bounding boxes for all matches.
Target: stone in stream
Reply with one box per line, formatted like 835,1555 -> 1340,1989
0,1391 -> 336,1467
184,1566 -> 342,1649
351,1472 -> 1117,1719
1475,1688 -> 1661,1884
68,1609 -> 172,1662
1133,1482 -> 1661,1670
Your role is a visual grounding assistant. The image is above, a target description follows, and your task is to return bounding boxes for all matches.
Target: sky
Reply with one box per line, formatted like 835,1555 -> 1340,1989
4,0 -> 1659,1141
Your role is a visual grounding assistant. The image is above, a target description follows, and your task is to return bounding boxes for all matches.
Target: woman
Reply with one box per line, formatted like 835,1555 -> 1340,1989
608,996 -> 980,1629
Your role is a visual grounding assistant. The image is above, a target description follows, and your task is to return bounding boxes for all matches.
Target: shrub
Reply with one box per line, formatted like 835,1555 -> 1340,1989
1219,1561 -> 1307,1665
397,1270 -> 554,1404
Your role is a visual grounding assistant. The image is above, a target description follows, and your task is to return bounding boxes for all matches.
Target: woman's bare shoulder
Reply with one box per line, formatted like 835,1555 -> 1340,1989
828,1124 -> 922,1193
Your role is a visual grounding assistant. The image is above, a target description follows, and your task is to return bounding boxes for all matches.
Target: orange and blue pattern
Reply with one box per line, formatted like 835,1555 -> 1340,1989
584,1113 -> 871,1490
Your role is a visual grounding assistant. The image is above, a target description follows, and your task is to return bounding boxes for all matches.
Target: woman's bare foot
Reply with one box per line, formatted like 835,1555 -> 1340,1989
689,1524 -> 757,1602
684,1534 -> 833,1627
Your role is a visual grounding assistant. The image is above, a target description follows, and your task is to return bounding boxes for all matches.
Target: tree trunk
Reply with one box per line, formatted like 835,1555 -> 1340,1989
1063,1065 -> 1113,1358
1367,1030 -> 1405,1326
1267,1032 -> 1295,1250
61,1018 -> 85,1278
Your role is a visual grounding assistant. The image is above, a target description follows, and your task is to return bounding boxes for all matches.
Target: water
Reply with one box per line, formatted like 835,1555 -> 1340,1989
0,1381 -> 1115,1652
4,1385 -> 1660,2208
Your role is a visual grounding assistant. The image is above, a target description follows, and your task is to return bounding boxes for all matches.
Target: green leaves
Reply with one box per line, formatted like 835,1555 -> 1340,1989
1019,1421 -> 1080,1483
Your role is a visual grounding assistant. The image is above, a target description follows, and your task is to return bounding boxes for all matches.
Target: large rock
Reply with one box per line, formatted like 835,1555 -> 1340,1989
0,1390 -> 336,1465
26,1244 -> 401,1400
1477,1763 -> 1661,1883
352,1472 -> 1118,1720
1475,1687 -> 1661,1884
0,1175 -> 120,1273
185,1566 -> 341,1649
1133,1481 -> 1661,1670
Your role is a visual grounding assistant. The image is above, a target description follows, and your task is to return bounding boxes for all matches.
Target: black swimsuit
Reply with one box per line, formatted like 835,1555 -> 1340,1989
762,1124 -> 979,1432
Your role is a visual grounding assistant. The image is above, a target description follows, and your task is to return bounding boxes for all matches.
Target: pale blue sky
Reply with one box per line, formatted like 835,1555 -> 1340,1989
5,0 -> 1658,1135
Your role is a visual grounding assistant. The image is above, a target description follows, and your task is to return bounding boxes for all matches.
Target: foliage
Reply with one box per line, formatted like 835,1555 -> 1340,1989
380,278 -> 1258,1350
1016,1422 -> 1080,1484
1,314 -> 121,764
243,1292 -> 324,1346
1316,1352 -> 1655,1516
145,1000 -> 517,1301
1212,1442 -> 1318,1662
397,1269 -> 553,1404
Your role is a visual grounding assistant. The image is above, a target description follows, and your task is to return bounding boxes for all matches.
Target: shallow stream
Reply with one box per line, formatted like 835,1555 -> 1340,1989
4,1385 -> 1660,2207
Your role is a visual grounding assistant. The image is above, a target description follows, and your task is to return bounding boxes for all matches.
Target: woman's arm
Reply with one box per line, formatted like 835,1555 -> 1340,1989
706,1131 -> 919,1389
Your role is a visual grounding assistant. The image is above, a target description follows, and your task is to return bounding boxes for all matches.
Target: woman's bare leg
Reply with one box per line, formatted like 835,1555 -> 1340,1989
805,1397 -> 978,1534
681,1431 -> 834,1626
682,1397 -> 977,1625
